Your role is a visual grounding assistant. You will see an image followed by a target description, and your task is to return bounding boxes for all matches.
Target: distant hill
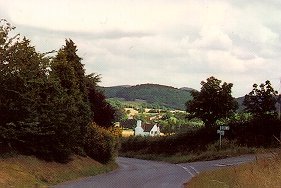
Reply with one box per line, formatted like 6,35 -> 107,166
101,84 -> 194,110
235,96 -> 245,112
179,87 -> 195,92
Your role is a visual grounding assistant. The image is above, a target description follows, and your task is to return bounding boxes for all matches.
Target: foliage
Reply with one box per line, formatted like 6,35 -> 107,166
84,123 -> 120,164
88,87 -> 116,128
243,80 -> 279,119
0,20 -> 117,163
106,98 -> 128,122
133,113 -> 147,124
186,76 -> 238,128
120,126 -> 218,155
226,118 -> 281,147
102,84 -> 193,110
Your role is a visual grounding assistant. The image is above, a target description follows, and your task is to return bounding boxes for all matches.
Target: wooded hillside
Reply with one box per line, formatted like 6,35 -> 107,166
101,84 -> 194,110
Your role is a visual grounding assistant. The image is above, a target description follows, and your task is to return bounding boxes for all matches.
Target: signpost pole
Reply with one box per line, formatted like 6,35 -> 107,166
219,126 -> 222,150
217,126 -> 229,150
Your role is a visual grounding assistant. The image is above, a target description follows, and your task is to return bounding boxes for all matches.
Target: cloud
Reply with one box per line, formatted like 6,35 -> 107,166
1,0 -> 281,97
231,49 -> 256,61
193,26 -> 232,51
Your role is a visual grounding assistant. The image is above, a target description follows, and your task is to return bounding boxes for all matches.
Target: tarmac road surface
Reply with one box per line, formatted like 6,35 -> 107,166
54,155 -> 259,188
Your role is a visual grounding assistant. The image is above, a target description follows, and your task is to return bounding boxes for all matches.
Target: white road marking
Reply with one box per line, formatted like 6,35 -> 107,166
176,164 -> 199,177
189,166 -> 199,174
176,164 -> 195,177
213,163 -> 233,167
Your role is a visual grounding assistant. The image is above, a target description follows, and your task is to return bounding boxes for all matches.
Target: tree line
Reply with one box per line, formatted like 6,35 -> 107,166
0,20 -> 118,163
186,76 -> 279,128
185,76 -> 281,146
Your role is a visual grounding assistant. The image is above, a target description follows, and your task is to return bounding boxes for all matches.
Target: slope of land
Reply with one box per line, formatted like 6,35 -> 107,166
101,84 -> 194,110
0,155 -> 118,187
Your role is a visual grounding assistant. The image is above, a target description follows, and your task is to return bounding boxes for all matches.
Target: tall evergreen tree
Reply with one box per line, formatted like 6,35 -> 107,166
61,39 -> 88,97
50,42 -> 93,156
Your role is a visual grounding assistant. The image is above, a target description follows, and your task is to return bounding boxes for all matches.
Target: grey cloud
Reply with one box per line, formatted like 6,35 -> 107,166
229,0 -> 281,8
231,51 -> 255,61
18,24 -> 153,39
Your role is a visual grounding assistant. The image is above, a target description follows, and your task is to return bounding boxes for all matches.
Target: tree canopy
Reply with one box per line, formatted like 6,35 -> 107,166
243,80 -> 279,119
186,76 -> 238,128
0,20 -> 117,163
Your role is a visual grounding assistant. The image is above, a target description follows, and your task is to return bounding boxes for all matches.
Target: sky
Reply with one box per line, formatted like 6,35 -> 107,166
1,0 -> 281,97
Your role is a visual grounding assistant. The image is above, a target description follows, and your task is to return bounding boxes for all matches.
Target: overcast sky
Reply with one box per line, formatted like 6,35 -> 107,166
1,0 -> 281,97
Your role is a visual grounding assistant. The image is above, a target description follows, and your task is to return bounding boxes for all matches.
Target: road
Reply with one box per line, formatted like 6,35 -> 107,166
54,155 -> 258,188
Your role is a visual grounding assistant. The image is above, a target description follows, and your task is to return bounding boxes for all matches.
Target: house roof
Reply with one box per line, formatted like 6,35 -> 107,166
141,123 -> 161,132
141,124 -> 154,132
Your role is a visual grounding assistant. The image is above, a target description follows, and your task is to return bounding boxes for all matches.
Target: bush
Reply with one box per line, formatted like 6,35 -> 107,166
120,126 -> 218,155
226,118 -> 281,147
84,123 -> 120,164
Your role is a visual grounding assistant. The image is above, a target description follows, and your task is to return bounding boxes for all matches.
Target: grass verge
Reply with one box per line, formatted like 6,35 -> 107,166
0,155 -> 118,188
119,146 -> 261,164
186,151 -> 281,187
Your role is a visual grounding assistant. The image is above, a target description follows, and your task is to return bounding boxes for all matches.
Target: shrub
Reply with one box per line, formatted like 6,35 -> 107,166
120,126 -> 218,155
226,118 -> 281,147
84,123 -> 120,164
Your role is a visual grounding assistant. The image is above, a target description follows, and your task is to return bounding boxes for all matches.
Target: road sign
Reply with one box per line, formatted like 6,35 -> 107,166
217,126 -> 230,149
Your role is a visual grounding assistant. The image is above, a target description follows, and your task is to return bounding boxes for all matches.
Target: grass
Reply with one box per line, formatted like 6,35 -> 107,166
187,151 -> 281,187
119,146 -> 261,164
119,139 -> 263,164
0,155 -> 118,188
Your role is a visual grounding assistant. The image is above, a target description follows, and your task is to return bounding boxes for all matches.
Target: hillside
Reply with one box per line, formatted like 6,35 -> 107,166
101,84 -> 194,110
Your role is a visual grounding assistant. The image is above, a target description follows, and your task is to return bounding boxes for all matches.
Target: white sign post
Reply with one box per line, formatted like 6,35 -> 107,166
217,126 -> 230,149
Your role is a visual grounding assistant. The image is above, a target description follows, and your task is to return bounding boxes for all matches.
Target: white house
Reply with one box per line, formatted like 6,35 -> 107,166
134,120 -> 160,136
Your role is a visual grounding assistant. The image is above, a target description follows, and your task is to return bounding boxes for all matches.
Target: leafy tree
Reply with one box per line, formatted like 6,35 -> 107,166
0,22 -> 70,160
186,76 -> 238,128
114,108 -> 128,122
134,113 -> 147,124
243,80 -> 279,119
